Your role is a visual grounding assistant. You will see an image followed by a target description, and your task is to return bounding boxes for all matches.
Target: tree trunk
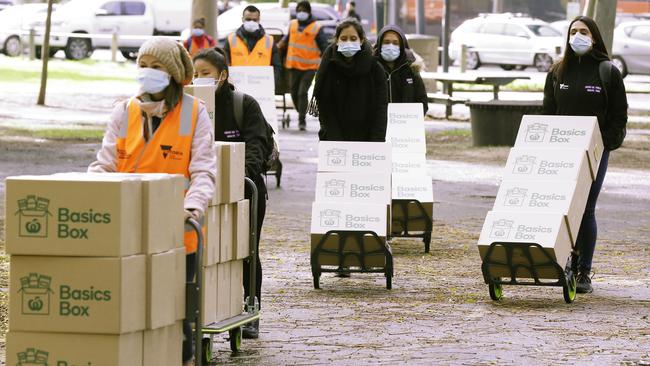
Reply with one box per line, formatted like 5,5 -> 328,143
595,0 -> 617,55
192,0 -> 217,39
37,0 -> 54,106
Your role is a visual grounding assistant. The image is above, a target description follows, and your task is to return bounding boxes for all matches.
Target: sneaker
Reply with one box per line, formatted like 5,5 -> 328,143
576,270 -> 593,294
298,120 -> 306,131
242,320 -> 259,339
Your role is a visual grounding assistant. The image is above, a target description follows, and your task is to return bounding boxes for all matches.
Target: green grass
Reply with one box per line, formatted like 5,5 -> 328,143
438,128 -> 472,138
0,127 -> 104,141
0,67 -> 132,83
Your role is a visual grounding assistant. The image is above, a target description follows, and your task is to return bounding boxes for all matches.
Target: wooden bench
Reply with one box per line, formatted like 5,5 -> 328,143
427,93 -> 469,118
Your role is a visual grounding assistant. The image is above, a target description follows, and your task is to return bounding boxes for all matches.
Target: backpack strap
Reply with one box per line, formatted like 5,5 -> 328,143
233,90 -> 244,131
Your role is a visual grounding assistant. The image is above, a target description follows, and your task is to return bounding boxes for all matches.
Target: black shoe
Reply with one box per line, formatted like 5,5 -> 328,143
576,270 -> 593,294
242,320 -> 259,339
298,120 -> 306,131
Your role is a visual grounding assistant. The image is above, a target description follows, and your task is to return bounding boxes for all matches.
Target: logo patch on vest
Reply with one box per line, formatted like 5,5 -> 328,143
160,145 -> 183,160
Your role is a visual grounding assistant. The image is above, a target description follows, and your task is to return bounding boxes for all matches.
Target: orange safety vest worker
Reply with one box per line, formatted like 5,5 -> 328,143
115,94 -> 203,254
187,36 -> 211,57
228,33 -> 274,66
285,19 -> 321,70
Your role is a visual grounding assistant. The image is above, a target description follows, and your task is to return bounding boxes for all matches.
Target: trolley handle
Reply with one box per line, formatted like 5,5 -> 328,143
185,217 -> 204,282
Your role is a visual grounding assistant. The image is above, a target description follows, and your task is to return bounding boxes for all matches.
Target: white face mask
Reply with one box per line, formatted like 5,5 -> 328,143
569,32 -> 593,56
243,20 -> 260,33
381,44 -> 400,62
136,67 -> 170,94
296,11 -> 309,22
337,41 -> 361,58
193,77 -> 215,86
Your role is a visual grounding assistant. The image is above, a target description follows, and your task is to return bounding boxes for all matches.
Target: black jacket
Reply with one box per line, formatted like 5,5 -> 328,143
312,41 -> 388,142
543,54 -> 628,151
223,25 -> 282,88
214,84 -> 268,193
374,25 -> 428,114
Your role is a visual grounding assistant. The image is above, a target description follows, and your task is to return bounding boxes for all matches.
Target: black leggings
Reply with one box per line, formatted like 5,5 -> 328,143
243,180 -> 266,310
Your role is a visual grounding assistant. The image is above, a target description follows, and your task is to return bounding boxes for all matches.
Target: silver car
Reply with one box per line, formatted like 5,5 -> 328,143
612,20 -> 650,77
450,13 -> 564,72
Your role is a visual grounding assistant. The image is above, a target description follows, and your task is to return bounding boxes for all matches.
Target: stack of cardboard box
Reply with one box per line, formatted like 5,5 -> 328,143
203,141 -> 250,325
477,115 -> 604,278
386,103 -> 434,235
311,142 -> 392,269
5,173 -> 186,365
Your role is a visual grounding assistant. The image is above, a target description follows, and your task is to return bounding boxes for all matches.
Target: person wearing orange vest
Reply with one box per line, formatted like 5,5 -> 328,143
184,18 -> 216,57
277,0 -> 329,131
223,5 -> 282,86
88,37 -> 215,366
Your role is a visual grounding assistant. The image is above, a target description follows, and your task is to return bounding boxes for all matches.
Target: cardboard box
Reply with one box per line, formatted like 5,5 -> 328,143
147,249 -> 177,330
202,264 -> 218,325
6,331 -> 143,366
229,66 -> 279,134
493,180 -> 590,244
392,153 -> 428,175
315,172 -> 391,204
204,205 -> 221,266
220,203 -> 235,262
311,202 -> 388,237
173,247 -> 186,321
9,255 -> 146,334
233,200 -> 250,260
391,201 -> 434,234
211,144 -> 224,204
212,142 -> 246,205
391,174 -> 434,202
143,322 -> 182,366
317,142 -> 392,173
5,174 -> 142,257
503,148 -> 592,184
387,103 -> 425,130
184,85 -> 217,129
516,115 -> 604,179
216,262 -> 231,323
310,233 -> 389,268
477,211 -> 572,279
230,260 -> 244,317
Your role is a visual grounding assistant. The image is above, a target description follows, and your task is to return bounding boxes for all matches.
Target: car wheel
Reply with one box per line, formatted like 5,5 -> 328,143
35,46 -> 58,59
500,65 -> 515,71
3,35 -> 22,57
515,65 -> 527,71
466,51 -> 480,70
534,53 -> 553,72
65,37 -> 92,60
121,50 -> 138,61
612,56 -> 628,78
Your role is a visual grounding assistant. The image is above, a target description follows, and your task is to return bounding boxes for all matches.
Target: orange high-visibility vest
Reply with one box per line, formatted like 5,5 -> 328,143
188,36 -> 210,57
228,33 -> 274,66
285,19 -> 321,70
116,94 -> 203,254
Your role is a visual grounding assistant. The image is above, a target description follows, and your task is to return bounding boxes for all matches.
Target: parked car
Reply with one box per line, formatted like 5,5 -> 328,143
612,20 -> 650,77
0,0 -> 15,12
551,13 -> 650,38
450,13 -> 564,72
0,4 -> 52,57
216,2 -> 339,42
29,0 -> 190,60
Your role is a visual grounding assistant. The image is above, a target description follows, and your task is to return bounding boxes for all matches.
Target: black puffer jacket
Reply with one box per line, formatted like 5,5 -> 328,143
214,84 -> 268,193
311,41 -> 388,142
543,53 -> 628,151
374,25 -> 428,114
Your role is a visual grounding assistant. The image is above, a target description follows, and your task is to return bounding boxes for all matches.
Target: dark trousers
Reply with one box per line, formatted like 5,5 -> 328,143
577,150 -> 610,272
289,69 -> 316,126
243,180 -> 266,310
183,252 -> 196,362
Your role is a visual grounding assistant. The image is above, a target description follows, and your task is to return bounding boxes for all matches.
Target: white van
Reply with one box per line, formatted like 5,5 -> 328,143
30,0 -> 190,60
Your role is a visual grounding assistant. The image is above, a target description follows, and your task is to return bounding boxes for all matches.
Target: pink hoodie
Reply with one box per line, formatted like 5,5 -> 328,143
88,97 -> 216,216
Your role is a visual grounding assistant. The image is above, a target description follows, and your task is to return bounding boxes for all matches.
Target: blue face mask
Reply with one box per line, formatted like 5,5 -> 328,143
569,33 -> 592,56
296,11 -> 309,22
381,44 -> 400,62
338,41 -> 361,58
136,67 -> 170,94
191,28 -> 205,37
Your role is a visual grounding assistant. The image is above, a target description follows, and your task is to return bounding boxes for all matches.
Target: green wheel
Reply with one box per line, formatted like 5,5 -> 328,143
489,283 -> 503,301
563,272 -> 577,304
229,327 -> 242,353
201,337 -> 213,363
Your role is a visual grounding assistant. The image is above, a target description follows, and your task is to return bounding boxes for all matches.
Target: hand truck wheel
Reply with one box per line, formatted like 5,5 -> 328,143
201,337 -> 213,363
489,283 -> 503,301
563,269 -> 577,304
229,327 -> 242,353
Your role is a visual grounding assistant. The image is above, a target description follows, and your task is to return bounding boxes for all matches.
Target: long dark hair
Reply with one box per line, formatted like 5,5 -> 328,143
552,16 -> 610,82
192,47 -> 229,76
334,18 -> 366,43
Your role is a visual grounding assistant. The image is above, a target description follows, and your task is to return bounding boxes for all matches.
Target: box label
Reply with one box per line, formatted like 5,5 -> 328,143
392,153 -> 428,175
311,202 -> 387,236
315,173 -> 391,203
318,142 -> 392,172
516,115 -> 598,147
229,66 -> 278,134
387,103 -> 425,129
504,148 -> 588,181
391,174 -> 434,202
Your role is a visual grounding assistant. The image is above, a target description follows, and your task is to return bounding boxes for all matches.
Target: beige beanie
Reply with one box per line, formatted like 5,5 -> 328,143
137,37 -> 194,85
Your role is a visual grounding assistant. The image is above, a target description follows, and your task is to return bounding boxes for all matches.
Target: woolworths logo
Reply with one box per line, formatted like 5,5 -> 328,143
16,348 -> 49,365
19,273 -> 53,316
15,196 -> 112,240
320,209 -> 341,227
525,123 -> 548,142
326,148 -> 347,167
324,179 -> 345,198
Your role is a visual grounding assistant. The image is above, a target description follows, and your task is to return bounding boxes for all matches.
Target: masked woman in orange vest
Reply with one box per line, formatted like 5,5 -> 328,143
184,18 -> 216,57
88,37 -> 216,366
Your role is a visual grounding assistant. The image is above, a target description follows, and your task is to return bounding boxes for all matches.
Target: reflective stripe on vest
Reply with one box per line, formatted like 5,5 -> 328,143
115,94 -> 201,253
228,33 -> 274,66
285,20 -> 321,70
